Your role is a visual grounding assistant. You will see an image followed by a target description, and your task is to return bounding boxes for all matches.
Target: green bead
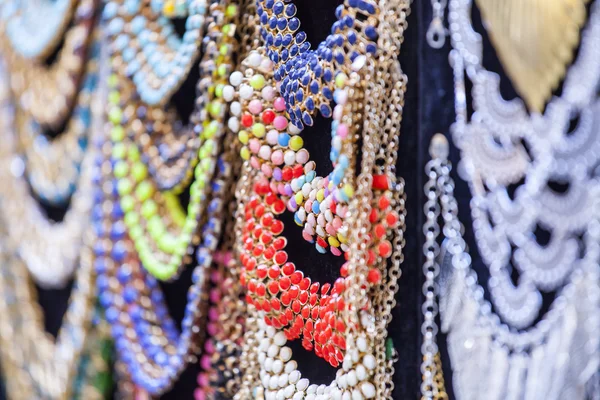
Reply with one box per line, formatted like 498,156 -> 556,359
111,143 -> 126,160
110,126 -> 125,141
240,146 -> 250,160
226,4 -> 237,17
219,44 -> 229,56
209,102 -> 221,118
141,199 -> 158,219
108,107 -> 122,124
108,91 -> 120,105
215,84 -> 224,98
289,135 -> 303,151
385,338 -> 394,360
117,179 -> 132,195
238,130 -> 249,144
129,225 -> 143,240
250,74 -> 266,90
204,121 -> 219,139
127,145 -> 140,162
222,24 -> 231,35
108,74 -> 118,88
132,162 -> 147,181
252,123 -> 266,138
135,181 -> 153,201
113,161 -> 129,178
217,64 -> 227,77
124,209 -> 139,225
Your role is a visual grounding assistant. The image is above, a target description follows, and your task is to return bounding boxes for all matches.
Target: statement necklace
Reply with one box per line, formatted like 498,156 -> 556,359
96,0 -> 252,394
231,0 -> 410,398
423,0 -> 600,398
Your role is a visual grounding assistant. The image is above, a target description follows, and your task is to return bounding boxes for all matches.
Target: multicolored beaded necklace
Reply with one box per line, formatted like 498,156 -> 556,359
0,48 -> 110,399
230,0 -> 410,398
96,0 -> 254,394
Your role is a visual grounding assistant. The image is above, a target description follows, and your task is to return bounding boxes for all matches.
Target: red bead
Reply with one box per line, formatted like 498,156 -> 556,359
367,268 -> 382,284
273,237 -> 286,250
292,300 -> 301,313
378,195 -> 391,209
290,271 -> 303,284
261,214 -> 273,227
386,212 -> 399,227
256,264 -> 268,279
261,109 -> 275,124
241,113 -> 253,128
282,167 -> 293,181
268,281 -> 280,295
282,262 -> 295,275
270,220 -> 284,235
279,276 -> 291,290
273,199 -> 286,214
255,283 -> 266,297
281,291 -> 292,306
316,236 -> 327,248
372,174 -> 390,190
274,251 -> 288,265
369,208 -> 378,223
378,240 -> 392,258
268,266 -> 280,279
374,223 -> 386,239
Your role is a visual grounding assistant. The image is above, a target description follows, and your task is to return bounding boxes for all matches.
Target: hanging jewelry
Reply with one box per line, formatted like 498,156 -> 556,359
426,0 -> 600,398
231,0 -> 410,397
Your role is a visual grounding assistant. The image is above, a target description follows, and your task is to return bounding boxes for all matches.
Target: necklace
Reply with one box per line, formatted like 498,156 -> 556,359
0,44 -> 98,287
96,0 -> 251,393
1,0 -> 99,128
103,0 -> 241,280
426,0 -> 600,398
231,0 -> 410,397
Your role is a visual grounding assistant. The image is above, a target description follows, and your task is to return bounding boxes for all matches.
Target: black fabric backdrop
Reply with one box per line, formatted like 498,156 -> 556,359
4,1 -> 530,399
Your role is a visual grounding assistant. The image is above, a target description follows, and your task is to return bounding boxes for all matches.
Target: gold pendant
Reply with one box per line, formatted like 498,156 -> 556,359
476,0 -> 589,112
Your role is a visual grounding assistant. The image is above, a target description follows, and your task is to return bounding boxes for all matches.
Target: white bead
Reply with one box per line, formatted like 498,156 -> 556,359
239,84 -> 253,100
264,357 -> 274,372
307,385 -> 317,394
317,385 -> 326,394
222,85 -> 235,101
337,374 -> 347,389
351,389 -> 364,400
230,101 -> 241,116
278,373 -> 289,388
259,145 -> 272,160
296,379 -> 309,392
342,391 -> 352,400
363,354 -> 376,370
346,370 -> 357,387
262,86 -> 275,101
350,349 -> 360,363
293,393 -> 304,400
247,51 -> 262,68
279,346 -> 292,362
331,389 -> 343,400
272,359 -> 284,374
276,389 -> 285,400
360,382 -> 376,398
289,124 -> 301,135
343,355 -> 353,371
260,338 -> 271,351
289,370 -> 301,384
260,57 -> 273,70
273,331 -> 287,347
229,71 -> 243,86
284,384 -> 296,398
269,376 -> 280,390
284,150 -> 296,165
268,344 -> 280,358
266,326 -> 276,338
227,116 -> 239,132
262,374 -> 271,388
266,391 -> 276,400
316,225 -> 326,238
285,360 -> 297,374
266,129 -> 279,145
356,337 -> 367,352
258,352 -> 267,364
355,365 -> 367,381
305,395 -> 316,400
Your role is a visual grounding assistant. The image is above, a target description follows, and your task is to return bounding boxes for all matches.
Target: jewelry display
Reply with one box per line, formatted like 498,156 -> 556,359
96,0 -> 253,394
230,0 -> 410,397
425,0 -> 600,398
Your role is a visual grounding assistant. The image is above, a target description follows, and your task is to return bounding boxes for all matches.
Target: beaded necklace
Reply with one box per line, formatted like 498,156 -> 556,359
103,0 -> 241,280
0,0 -> 98,128
0,43 -> 98,287
96,0 -> 253,394
231,0 -> 410,398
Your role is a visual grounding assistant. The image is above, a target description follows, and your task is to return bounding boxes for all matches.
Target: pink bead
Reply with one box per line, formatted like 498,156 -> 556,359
302,230 -> 314,242
200,354 -> 212,370
249,138 -> 260,153
271,150 -> 284,165
250,156 -> 260,170
194,388 -> 206,400
209,288 -> 220,303
331,246 -> 342,256
248,99 -> 263,114
274,97 -> 286,111
262,86 -> 275,101
204,339 -> 215,354
266,129 -> 279,145
261,163 -> 273,177
208,322 -> 218,336
332,216 -> 343,230
273,115 -> 288,131
295,149 -> 309,165
208,307 -> 219,321
197,372 -> 210,387
336,123 -> 349,138
325,223 -> 337,236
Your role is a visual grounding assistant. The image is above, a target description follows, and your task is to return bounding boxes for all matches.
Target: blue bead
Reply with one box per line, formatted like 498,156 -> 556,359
124,287 -> 138,303
260,13 -> 268,24
106,307 -> 119,323
265,0 -> 274,8
335,4 -> 344,18
313,64 -> 323,78
323,68 -> 333,82
322,87 -> 333,99
310,80 -> 319,94
365,25 -> 378,39
348,31 -> 357,44
295,90 -> 304,102
281,49 -> 289,61
97,275 -> 110,291
273,1 -> 284,14
94,259 -> 107,274
320,104 -> 332,118
278,133 -> 291,146
306,97 -> 315,111
274,34 -> 283,46
366,43 -> 377,54
290,44 -> 299,56
302,112 -> 313,126
282,33 -> 293,46
277,17 -> 287,30
288,17 -> 300,31
295,31 -> 307,44
334,51 -> 344,64
284,3 -> 296,16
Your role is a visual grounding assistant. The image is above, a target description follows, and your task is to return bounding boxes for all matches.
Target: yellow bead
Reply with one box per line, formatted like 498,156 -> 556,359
289,136 -> 304,151
316,189 -> 325,202
240,146 -> 250,160
294,192 -> 304,206
238,130 -> 249,144
328,236 -> 340,247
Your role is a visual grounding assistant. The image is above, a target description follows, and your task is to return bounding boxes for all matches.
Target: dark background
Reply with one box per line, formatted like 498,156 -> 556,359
4,1 -> 529,399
